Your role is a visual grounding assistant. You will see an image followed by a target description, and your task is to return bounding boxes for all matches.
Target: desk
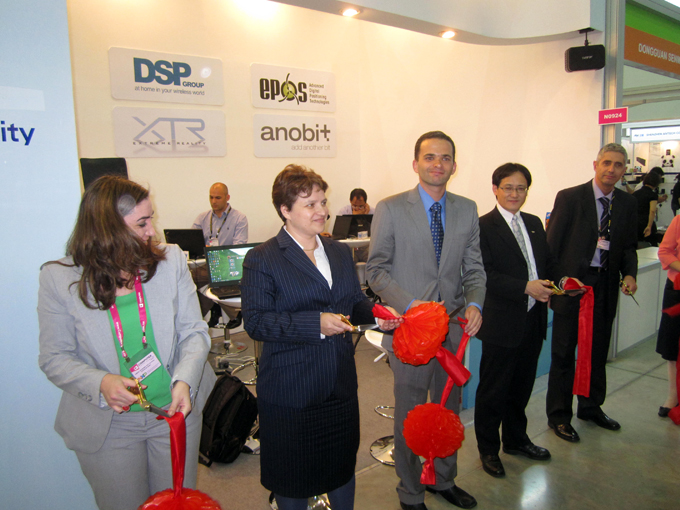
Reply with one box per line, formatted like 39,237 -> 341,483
338,238 -> 370,249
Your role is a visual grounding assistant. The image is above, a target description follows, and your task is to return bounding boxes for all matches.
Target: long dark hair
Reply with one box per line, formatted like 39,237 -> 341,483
65,175 -> 165,310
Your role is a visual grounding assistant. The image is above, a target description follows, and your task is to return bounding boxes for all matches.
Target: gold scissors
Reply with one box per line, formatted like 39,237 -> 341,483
620,279 -> 640,307
130,378 -> 171,417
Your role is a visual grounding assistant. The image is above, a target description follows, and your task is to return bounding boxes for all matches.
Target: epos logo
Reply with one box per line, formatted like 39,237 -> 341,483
259,73 -> 308,104
134,58 -> 204,88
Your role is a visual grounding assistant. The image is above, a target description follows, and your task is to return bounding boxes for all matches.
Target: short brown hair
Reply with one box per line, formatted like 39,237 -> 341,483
272,164 -> 328,221
414,131 -> 455,161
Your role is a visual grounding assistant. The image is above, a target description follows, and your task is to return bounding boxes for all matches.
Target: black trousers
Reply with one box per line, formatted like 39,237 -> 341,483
474,306 -> 543,455
546,270 -> 615,425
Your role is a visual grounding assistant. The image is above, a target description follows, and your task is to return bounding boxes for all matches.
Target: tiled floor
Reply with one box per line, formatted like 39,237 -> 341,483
198,334 -> 680,510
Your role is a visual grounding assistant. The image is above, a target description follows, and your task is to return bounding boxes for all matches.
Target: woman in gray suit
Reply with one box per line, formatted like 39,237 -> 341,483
38,176 -> 216,510
241,165 -> 400,510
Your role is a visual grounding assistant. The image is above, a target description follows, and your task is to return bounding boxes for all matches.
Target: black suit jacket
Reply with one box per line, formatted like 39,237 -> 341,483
477,208 -> 556,347
241,228 -> 374,409
546,180 -> 638,319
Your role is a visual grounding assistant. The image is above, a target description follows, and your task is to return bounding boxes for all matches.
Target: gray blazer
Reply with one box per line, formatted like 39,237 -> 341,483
38,244 -> 216,453
366,186 -> 486,316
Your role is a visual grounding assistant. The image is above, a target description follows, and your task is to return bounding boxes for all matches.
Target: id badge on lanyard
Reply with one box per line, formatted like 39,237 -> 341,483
109,275 -> 161,381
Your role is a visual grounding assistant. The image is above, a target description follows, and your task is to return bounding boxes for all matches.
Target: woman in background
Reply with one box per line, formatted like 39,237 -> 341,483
656,214 -> 680,418
241,165 -> 400,510
38,176 -> 216,510
633,171 -> 661,245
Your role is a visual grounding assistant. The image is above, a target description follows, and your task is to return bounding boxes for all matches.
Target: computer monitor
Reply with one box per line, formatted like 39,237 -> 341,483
163,229 -> 206,260
205,243 -> 260,292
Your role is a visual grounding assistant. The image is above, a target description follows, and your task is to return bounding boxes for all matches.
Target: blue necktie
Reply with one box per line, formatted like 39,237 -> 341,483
430,202 -> 444,266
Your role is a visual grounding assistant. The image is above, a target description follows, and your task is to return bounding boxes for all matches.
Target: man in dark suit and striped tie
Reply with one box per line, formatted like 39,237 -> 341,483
545,143 -> 638,442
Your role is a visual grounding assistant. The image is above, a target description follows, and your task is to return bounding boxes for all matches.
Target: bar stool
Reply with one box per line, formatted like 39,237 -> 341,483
230,339 -> 261,386
364,329 -> 396,466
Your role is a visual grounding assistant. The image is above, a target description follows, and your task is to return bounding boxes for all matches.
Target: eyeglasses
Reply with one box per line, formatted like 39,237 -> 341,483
498,185 -> 528,194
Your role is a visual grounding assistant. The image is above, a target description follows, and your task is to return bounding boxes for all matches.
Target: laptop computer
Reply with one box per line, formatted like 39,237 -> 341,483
348,214 -> 372,238
163,229 -> 206,260
205,243 -> 260,299
331,215 -> 353,240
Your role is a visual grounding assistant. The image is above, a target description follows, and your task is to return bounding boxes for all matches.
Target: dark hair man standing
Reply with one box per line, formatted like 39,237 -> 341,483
367,131 -> 486,510
475,163 -> 581,478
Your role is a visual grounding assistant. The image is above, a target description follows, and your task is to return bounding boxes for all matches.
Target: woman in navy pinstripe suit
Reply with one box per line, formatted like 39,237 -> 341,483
241,165 -> 399,510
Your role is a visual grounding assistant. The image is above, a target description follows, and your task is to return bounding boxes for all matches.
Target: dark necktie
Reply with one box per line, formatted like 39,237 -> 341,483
430,202 -> 444,266
598,196 -> 610,270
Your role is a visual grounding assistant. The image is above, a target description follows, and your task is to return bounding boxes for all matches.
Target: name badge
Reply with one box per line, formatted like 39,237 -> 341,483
597,237 -> 610,251
209,237 -> 219,247
126,350 -> 162,381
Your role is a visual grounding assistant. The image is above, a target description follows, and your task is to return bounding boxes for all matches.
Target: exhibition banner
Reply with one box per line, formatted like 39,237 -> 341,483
624,27 -> 680,78
113,107 -> 226,158
251,63 -> 335,112
109,47 -> 224,105
253,114 -> 336,158
630,125 -> 680,143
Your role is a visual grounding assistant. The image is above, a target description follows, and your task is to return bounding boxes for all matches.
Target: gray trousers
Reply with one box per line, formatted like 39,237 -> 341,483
75,408 -> 202,510
389,329 -> 462,505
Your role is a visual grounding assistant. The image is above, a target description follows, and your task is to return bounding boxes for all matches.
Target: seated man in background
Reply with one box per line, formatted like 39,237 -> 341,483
338,188 -> 375,215
192,182 -> 248,327
193,182 -> 248,246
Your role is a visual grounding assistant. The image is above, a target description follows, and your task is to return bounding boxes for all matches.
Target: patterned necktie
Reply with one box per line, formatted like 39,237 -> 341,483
598,197 -> 610,270
511,214 -> 536,310
430,202 -> 444,266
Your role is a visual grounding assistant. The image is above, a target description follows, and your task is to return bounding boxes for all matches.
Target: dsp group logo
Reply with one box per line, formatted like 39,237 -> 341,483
113,107 -> 226,158
109,48 -> 224,105
251,63 -> 335,113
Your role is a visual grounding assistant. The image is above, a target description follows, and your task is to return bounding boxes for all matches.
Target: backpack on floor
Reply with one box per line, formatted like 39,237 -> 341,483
199,372 -> 258,466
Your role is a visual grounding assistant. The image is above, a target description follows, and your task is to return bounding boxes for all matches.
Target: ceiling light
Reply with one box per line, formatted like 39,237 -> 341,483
440,30 -> 456,39
342,8 -> 360,17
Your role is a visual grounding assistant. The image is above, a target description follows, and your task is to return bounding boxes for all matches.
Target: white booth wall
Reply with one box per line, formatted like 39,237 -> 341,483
68,0 -> 606,241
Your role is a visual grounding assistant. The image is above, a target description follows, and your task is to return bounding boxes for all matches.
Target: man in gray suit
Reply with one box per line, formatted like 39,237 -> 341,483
367,131 -> 486,510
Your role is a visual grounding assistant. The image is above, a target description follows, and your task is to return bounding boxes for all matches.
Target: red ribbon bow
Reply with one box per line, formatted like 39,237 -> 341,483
563,278 -> 594,397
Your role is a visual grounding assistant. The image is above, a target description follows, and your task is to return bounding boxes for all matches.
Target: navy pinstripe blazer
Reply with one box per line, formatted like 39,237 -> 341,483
241,228 -> 375,409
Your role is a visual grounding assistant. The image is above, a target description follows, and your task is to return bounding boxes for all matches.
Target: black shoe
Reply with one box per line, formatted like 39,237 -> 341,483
503,443 -> 551,460
426,486 -> 477,509
226,311 -> 242,329
480,454 -> 505,477
577,410 -> 621,430
400,503 -> 428,510
548,422 -> 580,442
659,404 -> 678,417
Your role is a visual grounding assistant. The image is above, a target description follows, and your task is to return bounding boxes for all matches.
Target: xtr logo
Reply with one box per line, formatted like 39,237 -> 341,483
132,116 -> 205,145
134,58 -> 204,88
1,120 -> 35,146
259,72 -> 308,104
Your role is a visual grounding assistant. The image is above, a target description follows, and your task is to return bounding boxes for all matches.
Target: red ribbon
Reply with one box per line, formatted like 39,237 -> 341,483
164,413 -> 186,499
661,275 -> 680,425
372,303 -> 398,320
563,278 -> 594,397
419,322 -> 471,485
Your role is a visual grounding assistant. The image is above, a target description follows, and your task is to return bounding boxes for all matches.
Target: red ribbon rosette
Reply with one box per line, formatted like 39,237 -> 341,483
403,403 -> 465,485
389,302 -> 450,365
563,277 -> 594,398
138,413 -> 222,510
660,274 -> 680,426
